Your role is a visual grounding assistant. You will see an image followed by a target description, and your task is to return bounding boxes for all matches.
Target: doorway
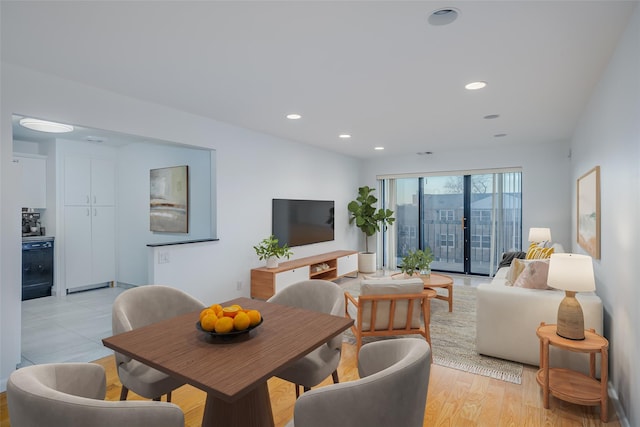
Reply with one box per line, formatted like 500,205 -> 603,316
383,170 -> 522,276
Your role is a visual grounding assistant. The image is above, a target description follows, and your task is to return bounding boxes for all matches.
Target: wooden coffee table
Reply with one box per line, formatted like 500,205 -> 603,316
103,297 -> 353,427
421,273 -> 454,312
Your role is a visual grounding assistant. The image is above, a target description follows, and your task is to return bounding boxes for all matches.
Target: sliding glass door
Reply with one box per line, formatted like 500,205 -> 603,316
383,170 -> 522,276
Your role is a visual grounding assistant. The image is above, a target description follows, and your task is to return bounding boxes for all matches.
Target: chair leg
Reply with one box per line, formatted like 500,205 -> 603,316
332,370 -> 339,384
119,385 -> 129,401
167,391 -> 172,402
295,384 -> 301,399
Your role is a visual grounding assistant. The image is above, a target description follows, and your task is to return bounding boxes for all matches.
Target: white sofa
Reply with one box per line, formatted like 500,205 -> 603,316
476,266 -> 604,376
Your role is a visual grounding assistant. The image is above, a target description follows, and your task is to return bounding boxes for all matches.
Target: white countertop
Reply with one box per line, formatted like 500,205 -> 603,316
22,235 -> 55,242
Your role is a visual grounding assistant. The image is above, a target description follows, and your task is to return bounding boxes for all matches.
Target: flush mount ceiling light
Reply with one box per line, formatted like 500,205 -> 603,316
465,81 -> 487,90
428,7 -> 460,26
339,134 -> 351,139
19,118 -> 74,133
286,113 -> 301,120
494,133 -> 508,138
484,114 -> 500,120
374,146 -> 384,151
417,151 -> 433,155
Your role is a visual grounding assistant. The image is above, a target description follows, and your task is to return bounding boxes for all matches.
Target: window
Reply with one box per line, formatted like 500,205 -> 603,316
440,233 -> 455,248
380,168 -> 522,275
471,235 -> 491,248
471,210 -> 492,221
439,210 -> 455,221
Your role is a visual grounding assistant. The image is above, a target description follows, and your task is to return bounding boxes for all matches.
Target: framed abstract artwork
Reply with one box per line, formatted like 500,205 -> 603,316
150,165 -> 189,233
577,166 -> 600,259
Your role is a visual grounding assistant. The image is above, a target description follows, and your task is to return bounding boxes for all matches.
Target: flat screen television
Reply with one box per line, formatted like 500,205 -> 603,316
272,199 -> 335,247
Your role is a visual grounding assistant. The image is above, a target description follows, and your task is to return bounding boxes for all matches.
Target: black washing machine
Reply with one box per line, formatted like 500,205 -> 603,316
22,240 -> 54,300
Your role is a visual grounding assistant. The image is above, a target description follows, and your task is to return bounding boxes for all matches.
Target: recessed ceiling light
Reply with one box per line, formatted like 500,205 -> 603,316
19,118 -> 74,133
286,113 -> 301,120
374,146 -> 384,151
494,133 -> 508,138
339,134 -> 351,139
417,151 -> 433,155
484,114 -> 500,120
428,8 -> 460,26
465,81 -> 487,90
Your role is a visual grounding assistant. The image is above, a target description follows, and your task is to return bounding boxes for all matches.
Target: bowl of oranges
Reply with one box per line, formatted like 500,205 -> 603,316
196,303 -> 263,341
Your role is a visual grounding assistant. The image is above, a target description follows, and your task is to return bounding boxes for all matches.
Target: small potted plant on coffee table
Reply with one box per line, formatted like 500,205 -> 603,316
253,235 -> 293,269
399,248 -> 434,278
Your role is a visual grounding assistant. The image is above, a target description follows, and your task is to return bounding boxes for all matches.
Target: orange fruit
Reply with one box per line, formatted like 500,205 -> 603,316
247,309 -> 261,327
199,308 -> 215,322
210,304 -> 223,315
222,306 -> 240,318
233,312 -> 251,331
215,316 -> 234,333
231,304 -> 243,311
200,313 -> 218,331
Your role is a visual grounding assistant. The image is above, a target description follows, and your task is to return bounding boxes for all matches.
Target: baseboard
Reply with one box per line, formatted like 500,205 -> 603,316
609,382 -> 630,427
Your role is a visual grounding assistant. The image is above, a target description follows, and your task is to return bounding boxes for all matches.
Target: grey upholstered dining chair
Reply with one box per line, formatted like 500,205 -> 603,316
6,362 -> 185,427
285,338 -> 432,427
267,279 -> 345,397
112,284 -> 205,401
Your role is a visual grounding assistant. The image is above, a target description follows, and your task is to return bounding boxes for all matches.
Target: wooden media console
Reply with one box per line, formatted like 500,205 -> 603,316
251,250 -> 358,299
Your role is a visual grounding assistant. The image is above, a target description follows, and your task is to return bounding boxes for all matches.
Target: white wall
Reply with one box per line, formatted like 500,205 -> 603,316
0,63 -> 361,389
570,5 -> 640,425
117,142 -> 214,286
362,142 -> 572,250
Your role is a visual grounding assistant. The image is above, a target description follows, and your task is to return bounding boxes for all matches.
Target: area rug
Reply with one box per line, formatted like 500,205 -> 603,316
341,281 -> 523,384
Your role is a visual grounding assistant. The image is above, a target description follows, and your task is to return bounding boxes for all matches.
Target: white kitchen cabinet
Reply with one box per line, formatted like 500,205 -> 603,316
63,154 -> 116,291
64,156 -> 115,206
64,206 -> 115,290
274,266 -> 310,294
15,154 -> 47,209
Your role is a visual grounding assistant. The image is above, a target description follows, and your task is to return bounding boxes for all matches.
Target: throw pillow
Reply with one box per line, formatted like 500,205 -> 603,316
525,243 -> 554,259
513,260 -> 552,289
506,258 -> 527,285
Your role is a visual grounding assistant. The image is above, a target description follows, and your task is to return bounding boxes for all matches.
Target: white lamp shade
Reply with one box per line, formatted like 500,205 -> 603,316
547,253 -> 595,292
528,227 -> 551,243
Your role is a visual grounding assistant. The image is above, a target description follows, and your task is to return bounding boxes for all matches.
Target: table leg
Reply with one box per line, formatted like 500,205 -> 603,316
601,346 -> 608,423
202,382 -> 275,427
542,338 -> 550,409
447,285 -> 453,312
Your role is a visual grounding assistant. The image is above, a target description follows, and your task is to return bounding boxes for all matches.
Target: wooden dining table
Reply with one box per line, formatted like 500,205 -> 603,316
103,296 -> 353,427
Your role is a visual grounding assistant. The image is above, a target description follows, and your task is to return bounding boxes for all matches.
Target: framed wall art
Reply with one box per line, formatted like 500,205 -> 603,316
577,166 -> 600,259
150,165 -> 189,233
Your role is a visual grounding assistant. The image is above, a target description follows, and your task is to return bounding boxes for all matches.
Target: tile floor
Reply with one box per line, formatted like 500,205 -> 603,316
20,286 -> 126,367
19,273 -> 490,367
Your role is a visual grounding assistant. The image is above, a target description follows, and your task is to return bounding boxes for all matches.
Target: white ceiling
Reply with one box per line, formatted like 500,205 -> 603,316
2,1 -> 637,159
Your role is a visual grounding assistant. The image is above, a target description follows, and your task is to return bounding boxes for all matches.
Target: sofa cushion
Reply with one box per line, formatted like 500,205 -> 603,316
513,260 -> 552,289
359,278 -> 424,330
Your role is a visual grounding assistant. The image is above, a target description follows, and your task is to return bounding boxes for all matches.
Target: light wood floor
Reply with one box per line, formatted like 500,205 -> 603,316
0,340 -> 618,427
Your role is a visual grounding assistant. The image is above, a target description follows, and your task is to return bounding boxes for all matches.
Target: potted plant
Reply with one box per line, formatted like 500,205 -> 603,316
399,248 -> 434,277
253,235 -> 293,269
347,185 -> 395,273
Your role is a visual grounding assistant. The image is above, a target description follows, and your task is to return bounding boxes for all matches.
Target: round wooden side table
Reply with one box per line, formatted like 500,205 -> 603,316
420,273 -> 454,312
536,322 -> 609,422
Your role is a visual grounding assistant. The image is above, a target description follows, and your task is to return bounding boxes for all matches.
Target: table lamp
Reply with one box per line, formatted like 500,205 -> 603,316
546,253 -> 595,340
528,227 -> 551,246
